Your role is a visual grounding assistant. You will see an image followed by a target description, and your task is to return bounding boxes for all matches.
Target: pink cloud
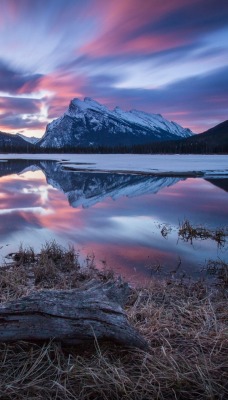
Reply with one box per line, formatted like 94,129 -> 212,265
79,0 -> 193,57
37,70 -> 86,117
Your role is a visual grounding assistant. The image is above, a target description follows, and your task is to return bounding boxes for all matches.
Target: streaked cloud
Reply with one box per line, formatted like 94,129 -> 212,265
0,0 -> 227,136
0,60 -> 42,94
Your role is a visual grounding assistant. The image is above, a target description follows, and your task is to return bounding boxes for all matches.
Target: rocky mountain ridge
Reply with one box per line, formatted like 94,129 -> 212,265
38,97 -> 193,148
1,98 -> 227,153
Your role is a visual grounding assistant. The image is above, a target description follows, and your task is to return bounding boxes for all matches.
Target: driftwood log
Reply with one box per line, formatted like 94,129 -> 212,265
0,280 -> 147,350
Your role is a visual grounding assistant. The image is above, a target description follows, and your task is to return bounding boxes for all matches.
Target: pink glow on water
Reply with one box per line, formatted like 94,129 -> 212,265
0,163 -> 227,280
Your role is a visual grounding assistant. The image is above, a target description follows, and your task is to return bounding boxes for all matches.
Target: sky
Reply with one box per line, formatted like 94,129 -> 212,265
0,0 -> 227,138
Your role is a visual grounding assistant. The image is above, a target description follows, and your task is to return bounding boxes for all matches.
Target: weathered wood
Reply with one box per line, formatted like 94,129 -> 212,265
0,280 -> 147,350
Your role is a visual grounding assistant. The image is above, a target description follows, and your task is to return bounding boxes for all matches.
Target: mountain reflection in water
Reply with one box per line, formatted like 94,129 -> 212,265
1,159 -> 185,206
0,159 -> 227,283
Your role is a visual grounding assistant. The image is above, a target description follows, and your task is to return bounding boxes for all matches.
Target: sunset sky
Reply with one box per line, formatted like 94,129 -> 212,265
0,0 -> 227,137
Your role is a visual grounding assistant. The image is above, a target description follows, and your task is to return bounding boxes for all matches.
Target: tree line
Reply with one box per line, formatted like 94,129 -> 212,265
0,138 -> 227,154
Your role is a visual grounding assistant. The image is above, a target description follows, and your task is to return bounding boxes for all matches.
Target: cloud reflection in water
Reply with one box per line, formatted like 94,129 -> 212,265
0,159 -> 227,282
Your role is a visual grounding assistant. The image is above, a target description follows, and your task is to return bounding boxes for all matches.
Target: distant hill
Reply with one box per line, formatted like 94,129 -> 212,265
0,131 -> 35,152
183,120 -> 228,151
200,120 -> 228,138
131,120 -> 228,154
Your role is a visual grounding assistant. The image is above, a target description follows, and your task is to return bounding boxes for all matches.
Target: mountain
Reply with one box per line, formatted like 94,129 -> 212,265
17,133 -> 39,144
183,120 -> 228,150
175,120 -> 228,153
0,130 -> 34,151
38,97 -> 193,149
199,120 -> 228,139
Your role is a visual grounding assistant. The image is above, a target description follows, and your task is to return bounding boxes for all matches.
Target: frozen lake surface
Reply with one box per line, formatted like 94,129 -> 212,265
1,154 -> 228,176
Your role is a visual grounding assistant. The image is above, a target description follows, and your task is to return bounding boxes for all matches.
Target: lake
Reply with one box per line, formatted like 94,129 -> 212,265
0,157 -> 227,283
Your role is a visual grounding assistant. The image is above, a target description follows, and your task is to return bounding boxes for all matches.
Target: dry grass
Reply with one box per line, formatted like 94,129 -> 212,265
0,243 -> 227,399
178,219 -> 227,247
204,259 -> 228,290
0,265 -> 28,303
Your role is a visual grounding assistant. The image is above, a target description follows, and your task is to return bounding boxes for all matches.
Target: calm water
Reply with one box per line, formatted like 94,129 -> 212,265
0,159 -> 227,283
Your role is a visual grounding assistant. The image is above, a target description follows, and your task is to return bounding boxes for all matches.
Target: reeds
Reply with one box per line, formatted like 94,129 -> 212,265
178,219 -> 227,247
0,243 -> 227,399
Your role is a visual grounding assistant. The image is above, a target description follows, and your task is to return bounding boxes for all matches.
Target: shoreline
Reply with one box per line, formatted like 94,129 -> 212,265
63,166 -> 210,177
0,243 -> 227,399
0,153 -> 228,177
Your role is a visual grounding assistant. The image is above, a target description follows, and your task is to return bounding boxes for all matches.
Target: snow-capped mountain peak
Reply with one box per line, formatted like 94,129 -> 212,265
38,97 -> 193,149
67,97 -> 109,116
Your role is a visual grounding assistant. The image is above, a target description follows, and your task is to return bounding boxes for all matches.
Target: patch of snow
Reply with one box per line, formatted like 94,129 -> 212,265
0,154 -> 227,176
67,97 -> 109,115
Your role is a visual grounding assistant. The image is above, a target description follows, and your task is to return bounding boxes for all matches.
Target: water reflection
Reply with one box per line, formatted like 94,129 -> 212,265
39,160 -> 185,208
0,159 -> 227,282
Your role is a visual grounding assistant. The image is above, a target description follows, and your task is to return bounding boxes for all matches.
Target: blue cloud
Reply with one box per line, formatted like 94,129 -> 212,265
0,60 -> 42,94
